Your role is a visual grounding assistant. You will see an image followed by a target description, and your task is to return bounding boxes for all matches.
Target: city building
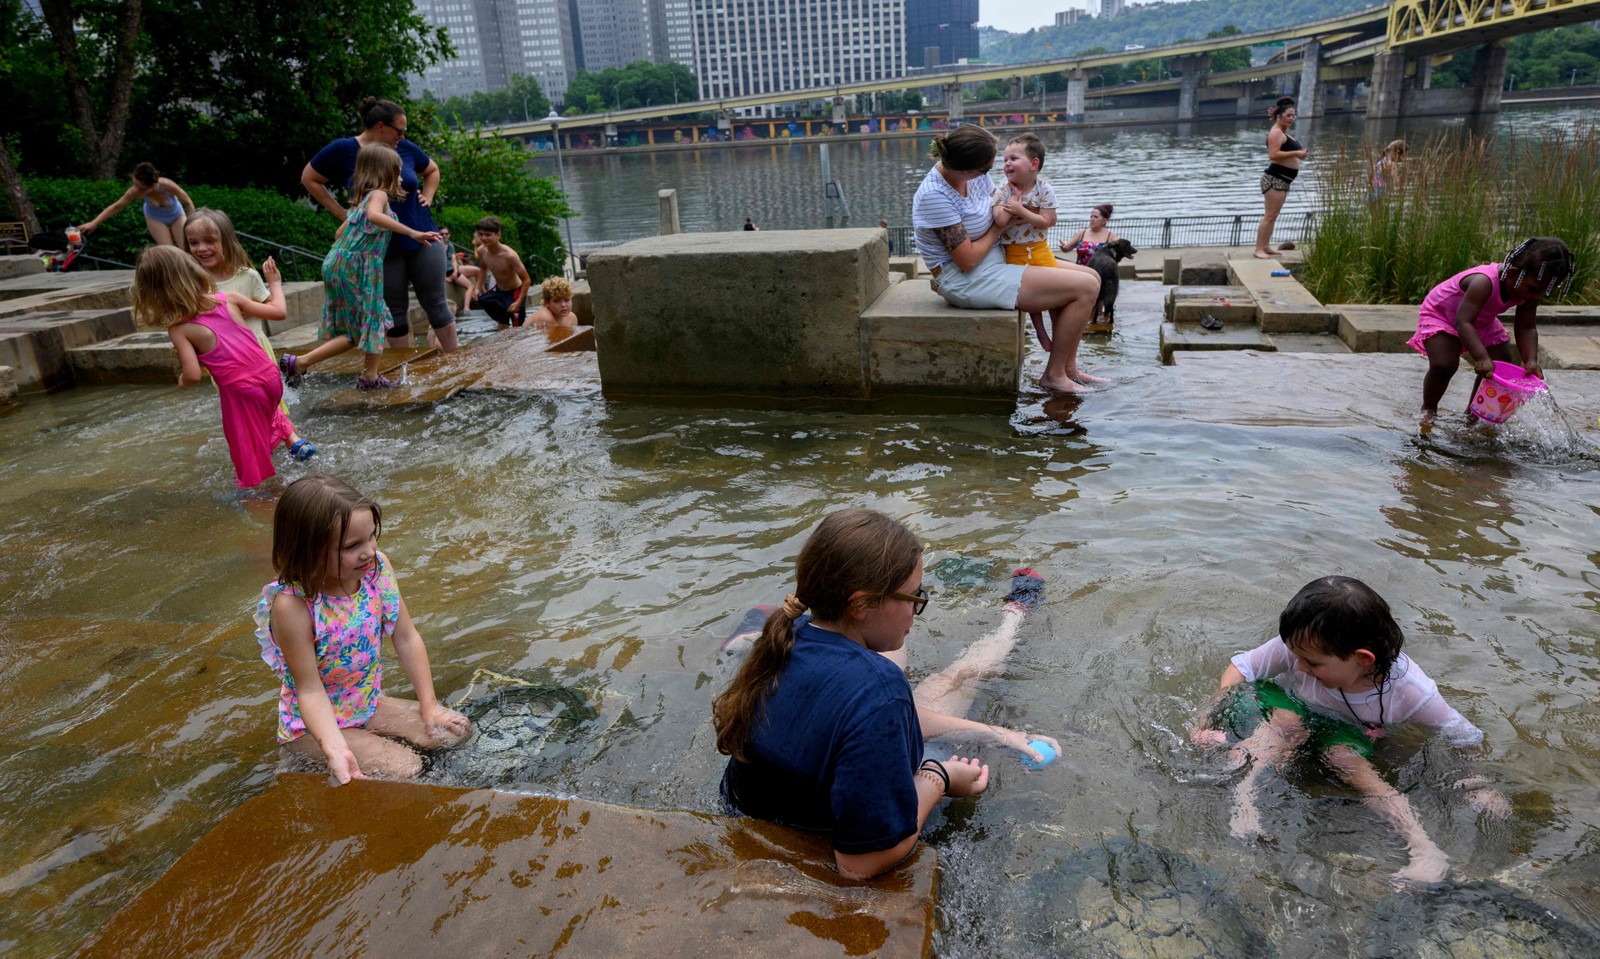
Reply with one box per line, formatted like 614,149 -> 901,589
1055,8 -> 1084,27
412,0 -> 489,98
689,0 -> 906,113
906,0 -> 979,70
412,0 -> 579,104
574,0 -> 655,71
1099,0 -> 1125,20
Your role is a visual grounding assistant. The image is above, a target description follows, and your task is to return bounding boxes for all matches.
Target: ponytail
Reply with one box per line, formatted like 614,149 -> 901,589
359,96 -> 405,130
713,599 -> 807,762
930,124 -> 998,173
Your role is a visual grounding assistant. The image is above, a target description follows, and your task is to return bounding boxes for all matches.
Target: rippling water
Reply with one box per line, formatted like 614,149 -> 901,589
3,285 -> 1600,955
533,102 -> 1599,247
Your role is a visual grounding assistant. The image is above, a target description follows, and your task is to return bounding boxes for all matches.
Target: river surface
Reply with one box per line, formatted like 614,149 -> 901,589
531,102 -> 1599,247
4,279 -> 1600,955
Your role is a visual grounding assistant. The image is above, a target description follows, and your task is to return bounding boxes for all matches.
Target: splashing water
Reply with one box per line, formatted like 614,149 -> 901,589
1487,391 -> 1599,464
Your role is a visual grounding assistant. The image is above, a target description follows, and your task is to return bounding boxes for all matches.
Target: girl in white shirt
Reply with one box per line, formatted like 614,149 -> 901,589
1191,575 -> 1508,884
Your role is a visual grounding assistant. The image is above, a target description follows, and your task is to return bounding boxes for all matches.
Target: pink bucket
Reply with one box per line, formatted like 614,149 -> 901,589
1469,361 -> 1547,424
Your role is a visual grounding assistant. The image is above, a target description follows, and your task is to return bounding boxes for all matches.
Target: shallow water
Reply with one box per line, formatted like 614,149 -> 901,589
3,287 -> 1600,956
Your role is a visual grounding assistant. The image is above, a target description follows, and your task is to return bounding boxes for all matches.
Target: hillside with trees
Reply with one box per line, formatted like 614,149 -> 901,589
980,0 -> 1381,63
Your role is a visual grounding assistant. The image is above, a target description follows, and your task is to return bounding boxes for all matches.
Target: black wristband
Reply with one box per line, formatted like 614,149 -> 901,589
918,759 -> 950,794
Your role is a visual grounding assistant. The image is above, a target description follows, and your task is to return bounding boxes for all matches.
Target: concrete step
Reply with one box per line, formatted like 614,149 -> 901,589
1,308 -> 137,391
0,275 -> 134,319
1164,285 -> 1254,323
858,277 -> 1021,397
1540,334 -> 1600,370
1227,257 -> 1336,334
68,330 -> 182,385
1333,304 -> 1416,353
1160,320 -> 1276,364
0,255 -> 46,280
1268,332 -> 1353,354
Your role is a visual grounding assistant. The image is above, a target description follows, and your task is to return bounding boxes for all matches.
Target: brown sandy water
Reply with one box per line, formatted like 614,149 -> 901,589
2,283 -> 1599,956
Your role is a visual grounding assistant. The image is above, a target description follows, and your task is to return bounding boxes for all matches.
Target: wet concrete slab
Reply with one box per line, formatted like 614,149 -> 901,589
1228,257 -> 1337,335
72,773 -> 936,959
322,328 -> 601,407
1160,320 -> 1275,364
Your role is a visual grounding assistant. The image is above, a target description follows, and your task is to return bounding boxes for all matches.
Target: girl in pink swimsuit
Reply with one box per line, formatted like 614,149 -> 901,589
131,247 -> 315,488
255,474 -> 471,783
1410,237 -> 1575,420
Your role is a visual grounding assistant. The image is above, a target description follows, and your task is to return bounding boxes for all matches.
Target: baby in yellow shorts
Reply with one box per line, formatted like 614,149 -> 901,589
992,132 -> 1059,350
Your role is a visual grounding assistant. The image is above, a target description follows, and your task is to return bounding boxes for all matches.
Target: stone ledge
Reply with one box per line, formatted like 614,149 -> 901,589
1539,334 -> 1600,370
73,774 -> 935,959
68,330 -> 181,385
0,308 -> 136,391
0,278 -> 134,319
1164,286 -> 1254,324
0,255 -> 45,280
860,280 -> 1020,397
1160,320 -> 1276,364
1179,250 -> 1230,285
1334,304 -> 1417,353
1227,258 -> 1336,334
889,255 -> 923,279
0,364 -> 15,407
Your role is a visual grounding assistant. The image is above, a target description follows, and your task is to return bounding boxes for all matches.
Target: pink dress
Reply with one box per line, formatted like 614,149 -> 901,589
1408,264 -> 1513,355
190,294 -> 294,487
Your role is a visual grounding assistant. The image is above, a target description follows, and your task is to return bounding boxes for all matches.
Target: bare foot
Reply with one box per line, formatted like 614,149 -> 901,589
1230,801 -> 1268,841
1070,370 -> 1110,385
1038,375 -> 1085,394
1252,250 -> 1278,260
1393,847 -> 1448,885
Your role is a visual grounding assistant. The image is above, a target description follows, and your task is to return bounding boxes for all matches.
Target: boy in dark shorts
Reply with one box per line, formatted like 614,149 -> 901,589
472,216 -> 532,326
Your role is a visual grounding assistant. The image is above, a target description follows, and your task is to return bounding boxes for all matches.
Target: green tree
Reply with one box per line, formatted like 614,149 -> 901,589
1207,25 -> 1251,73
432,74 -> 551,127
563,61 -> 696,112
426,127 -> 574,277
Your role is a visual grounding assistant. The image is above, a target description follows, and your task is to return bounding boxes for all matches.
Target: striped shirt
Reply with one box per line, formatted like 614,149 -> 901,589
912,166 -> 997,270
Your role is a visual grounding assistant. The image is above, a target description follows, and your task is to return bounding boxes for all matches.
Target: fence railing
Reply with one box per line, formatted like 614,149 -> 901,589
887,211 -> 1320,258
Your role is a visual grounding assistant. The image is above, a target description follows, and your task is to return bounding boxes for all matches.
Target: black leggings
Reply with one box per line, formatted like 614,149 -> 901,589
383,240 -> 454,337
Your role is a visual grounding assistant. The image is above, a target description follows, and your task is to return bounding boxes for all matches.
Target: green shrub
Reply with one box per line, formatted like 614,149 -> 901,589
18,178 -> 337,271
432,204 -> 520,251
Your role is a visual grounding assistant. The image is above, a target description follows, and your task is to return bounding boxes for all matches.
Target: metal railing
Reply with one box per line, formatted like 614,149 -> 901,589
886,211 -> 1320,257
237,230 -> 569,285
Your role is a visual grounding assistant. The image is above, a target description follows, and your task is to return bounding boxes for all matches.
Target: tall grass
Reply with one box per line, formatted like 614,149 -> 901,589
1302,124 -> 1600,305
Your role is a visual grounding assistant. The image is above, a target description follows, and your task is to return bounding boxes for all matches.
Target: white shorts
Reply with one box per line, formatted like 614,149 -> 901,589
932,244 -> 1026,310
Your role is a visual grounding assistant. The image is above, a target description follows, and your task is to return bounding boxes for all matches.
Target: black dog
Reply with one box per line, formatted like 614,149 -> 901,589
1084,237 -> 1138,327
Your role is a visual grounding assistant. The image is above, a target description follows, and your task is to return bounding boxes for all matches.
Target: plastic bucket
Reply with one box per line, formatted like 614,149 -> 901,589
1469,360 -> 1547,424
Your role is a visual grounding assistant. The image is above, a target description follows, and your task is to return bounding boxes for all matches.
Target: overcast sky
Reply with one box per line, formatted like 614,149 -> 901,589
978,0 -> 1194,34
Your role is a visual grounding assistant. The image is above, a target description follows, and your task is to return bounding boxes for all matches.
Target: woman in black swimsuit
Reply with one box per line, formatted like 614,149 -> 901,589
1254,96 -> 1308,259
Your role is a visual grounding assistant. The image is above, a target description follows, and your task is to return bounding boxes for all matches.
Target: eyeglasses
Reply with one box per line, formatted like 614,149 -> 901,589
886,587 -> 930,615
386,122 -> 407,139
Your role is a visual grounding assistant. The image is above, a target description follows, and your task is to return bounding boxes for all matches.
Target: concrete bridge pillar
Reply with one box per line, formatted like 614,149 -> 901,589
1235,79 -> 1263,118
1297,40 -> 1325,118
1174,54 -> 1210,120
1367,49 -> 1407,120
1473,42 -> 1509,113
1409,56 -> 1433,90
1065,69 -> 1090,122
831,96 -> 847,124
1009,76 -> 1023,100
945,82 -> 964,120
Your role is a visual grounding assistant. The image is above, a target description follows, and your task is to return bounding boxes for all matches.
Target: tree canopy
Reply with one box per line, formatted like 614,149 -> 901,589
562,61 -> 697,115
422,75 -> 551,128
1430,24 -> 1600,89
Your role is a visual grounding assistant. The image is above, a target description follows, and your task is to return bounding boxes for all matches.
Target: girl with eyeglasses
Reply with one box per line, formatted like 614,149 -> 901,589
714,509 -> 1058,879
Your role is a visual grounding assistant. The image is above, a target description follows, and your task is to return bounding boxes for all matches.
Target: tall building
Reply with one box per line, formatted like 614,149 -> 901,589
574,0 -> 655,71
1055,8 -> 1083,27
689,0 -> 905,110
1099,0 -> 1125,20
413,0 -> 489,98
905,0 -> 979,70
652,0 -> 697,69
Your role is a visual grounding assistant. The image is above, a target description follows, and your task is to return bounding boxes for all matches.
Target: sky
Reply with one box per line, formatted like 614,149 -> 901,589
977,0 -> 1197,34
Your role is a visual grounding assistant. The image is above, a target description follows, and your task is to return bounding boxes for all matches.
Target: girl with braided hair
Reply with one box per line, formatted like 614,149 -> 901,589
1408,237 -> 1575,420
713,509 -> 994,879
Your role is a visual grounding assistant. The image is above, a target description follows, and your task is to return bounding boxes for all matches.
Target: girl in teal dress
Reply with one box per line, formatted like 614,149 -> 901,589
278,144 -> 442,391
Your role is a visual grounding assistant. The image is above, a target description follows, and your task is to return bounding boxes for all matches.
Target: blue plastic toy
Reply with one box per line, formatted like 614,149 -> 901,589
1021,739 -> 1057,771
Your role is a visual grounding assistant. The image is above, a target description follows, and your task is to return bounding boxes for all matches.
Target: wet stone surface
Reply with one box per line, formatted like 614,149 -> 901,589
1366,880 -> 1600,959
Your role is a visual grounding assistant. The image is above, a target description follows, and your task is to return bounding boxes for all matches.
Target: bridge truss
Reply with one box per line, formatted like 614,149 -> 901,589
1390,0 -> 1600,51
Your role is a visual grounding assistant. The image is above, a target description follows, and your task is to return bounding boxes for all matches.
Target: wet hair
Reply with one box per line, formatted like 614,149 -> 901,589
351,143 -> 405,203
132,162 -> 160,187
272,475 -> 383,602
1279,576 -> 1404,687
1268,97 -> 1296,120
185,208 -> 254,278
1093,203 -> 1114,221
1383,139 -> 1408,160
1501,236 -> 1576,299
931,124 -> 997,173
713,509 -> 923,762
358,97 -> 405,131
541,276 -> 573,302
132,245 -> 217,328
475,215 -> 502,234
1008,132 -> 1046,170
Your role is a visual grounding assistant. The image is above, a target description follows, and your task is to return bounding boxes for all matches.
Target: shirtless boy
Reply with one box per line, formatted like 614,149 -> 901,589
472,216 -> 532,326
527,277 -> 577,328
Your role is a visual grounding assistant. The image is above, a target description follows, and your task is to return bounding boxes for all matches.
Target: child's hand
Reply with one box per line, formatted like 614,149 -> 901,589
422,702 -> 471,740
943,755 -> 990,798
1190,727 -> 1228,749
413,230 -> 443,245
262,256 -> 280,284
1455,776 -> 1512,818
1524,361 -> 1544,380
1473,356 -> 1496,378
325,743 -> 364,785
1002,197 -> 1025,218
992,725 -> 1059,763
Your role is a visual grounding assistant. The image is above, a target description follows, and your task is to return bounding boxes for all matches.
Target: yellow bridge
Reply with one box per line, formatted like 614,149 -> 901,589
1390,0 -> 1600,50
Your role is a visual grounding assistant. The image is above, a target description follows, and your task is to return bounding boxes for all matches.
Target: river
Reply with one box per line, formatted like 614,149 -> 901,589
529,102 -> 1598,247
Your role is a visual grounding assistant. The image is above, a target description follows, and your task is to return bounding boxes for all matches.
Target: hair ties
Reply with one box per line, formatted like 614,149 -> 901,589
781,595 -> 807,619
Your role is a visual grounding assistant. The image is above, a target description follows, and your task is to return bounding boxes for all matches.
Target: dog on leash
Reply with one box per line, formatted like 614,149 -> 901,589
1084,237 -> 1138,329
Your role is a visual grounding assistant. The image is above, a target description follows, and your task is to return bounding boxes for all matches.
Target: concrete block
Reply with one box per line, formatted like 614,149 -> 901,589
1334,305 -> 1417,353
1160,321 -> 1275,364
1117,261 -> 1137,280
1162,256 -> 1181,285
0,255 -> 45,280
1267,333 -> 1353,354
888,255 -> 922,280
1179,251 -> 1230,285
263,282 -> 324,336
1502,305 -> 1600,325
1539,334 -> 1600,370
589,229 -> 889,398
68,331 -> 182,385
0,279 -> 134,319
860,280 -> 1020,397
0,308 -> 137,391
0,364 -> 15,406
1228,257 -> 1336,334
1164,286 -> 1253,323
571,279 -> 593,325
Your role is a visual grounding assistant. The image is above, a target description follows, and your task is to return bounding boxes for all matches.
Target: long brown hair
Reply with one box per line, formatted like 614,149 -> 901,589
352,142 -> 405,204
712,510 -> 922,762
132,245 -> 216,328
272,475 -> 383,601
